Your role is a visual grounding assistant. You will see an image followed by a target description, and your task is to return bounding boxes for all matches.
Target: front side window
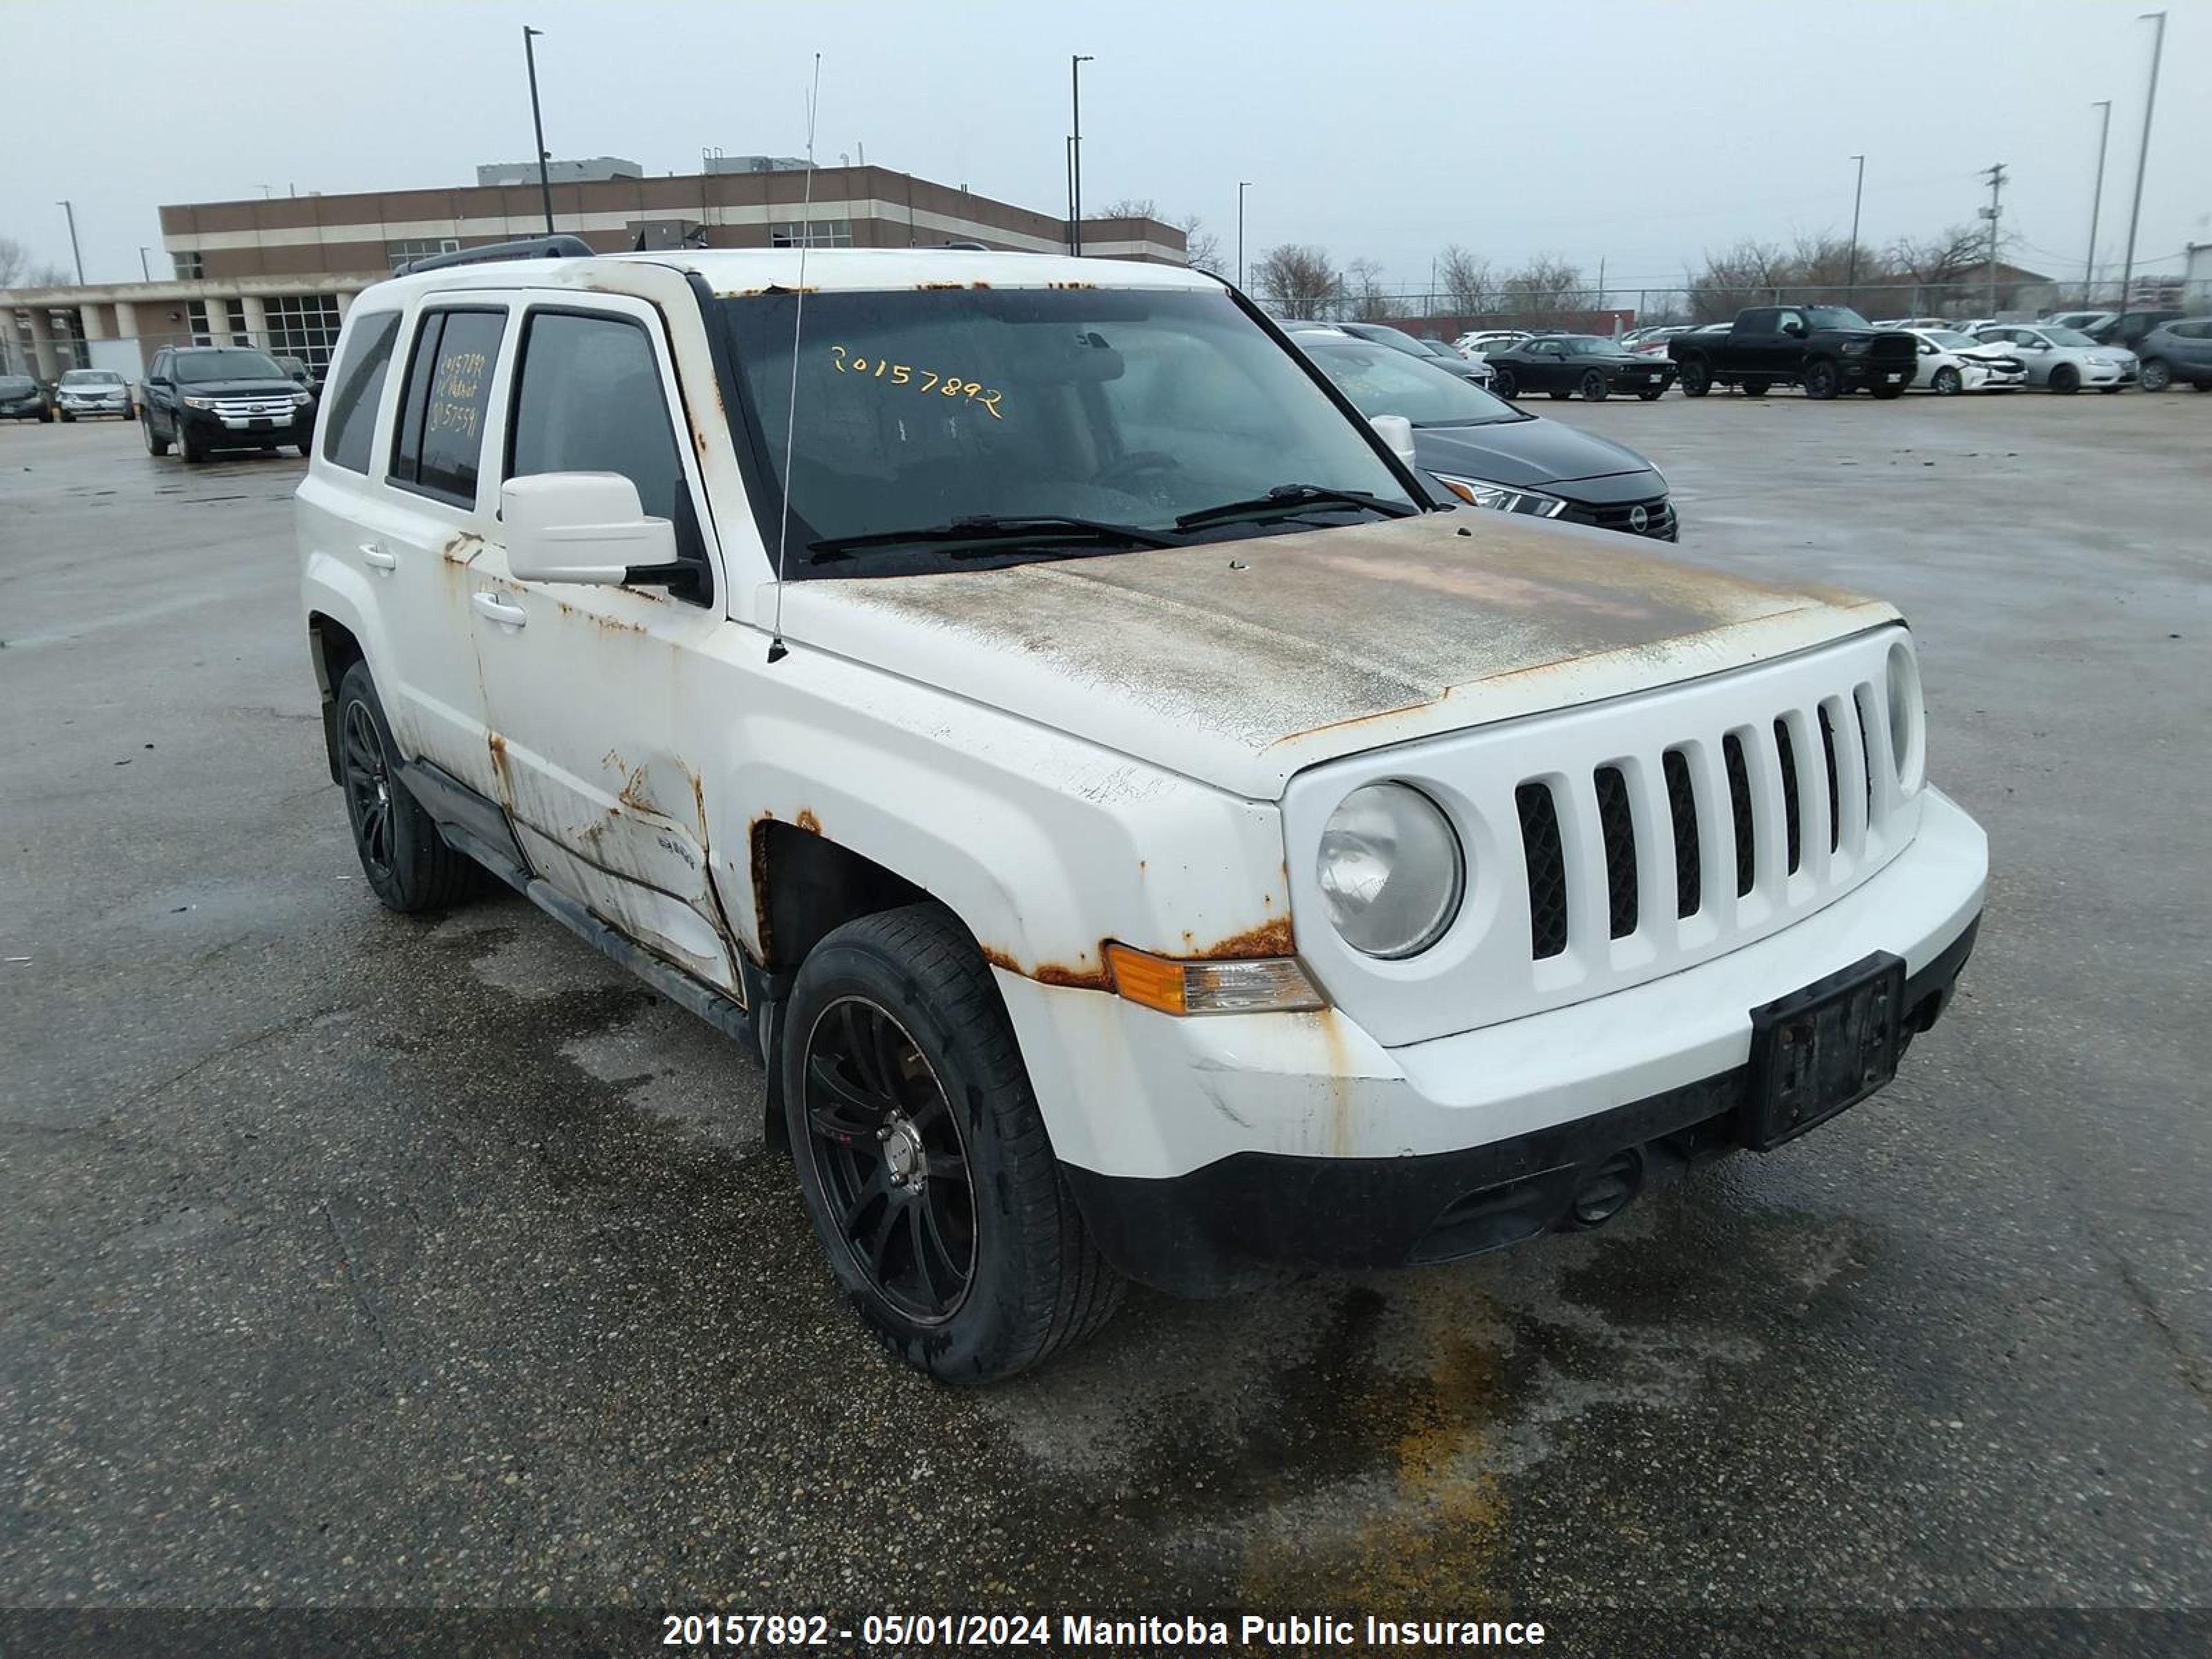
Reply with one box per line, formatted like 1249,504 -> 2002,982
717,287 -> 1416,575
390,308 -> 505,507
506,310 -> 685,522
321,312 -> 402,474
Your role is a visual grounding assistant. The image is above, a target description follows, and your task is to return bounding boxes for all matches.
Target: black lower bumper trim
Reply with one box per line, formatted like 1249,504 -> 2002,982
1065,915 -> 1980,1297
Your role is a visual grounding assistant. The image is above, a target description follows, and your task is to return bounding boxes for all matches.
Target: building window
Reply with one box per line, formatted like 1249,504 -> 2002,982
263,294 -> 345,375
386,238 -> 461,274
769,220 -> 854,249
174,251 -> 205,279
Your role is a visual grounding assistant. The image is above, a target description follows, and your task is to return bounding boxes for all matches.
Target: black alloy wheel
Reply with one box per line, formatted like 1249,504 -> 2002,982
1678,358 -> 1711,397
1803,359 -> 1841,400
1492,367 -> 1519,399
340,696 -> 397,883
798,997 -> 977,1325
1578,368 -> 1609,402
1739,377 -> 1771,397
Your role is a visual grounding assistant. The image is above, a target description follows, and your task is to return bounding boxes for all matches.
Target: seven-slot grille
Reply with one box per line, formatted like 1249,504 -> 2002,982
1510,677 -> 1896,964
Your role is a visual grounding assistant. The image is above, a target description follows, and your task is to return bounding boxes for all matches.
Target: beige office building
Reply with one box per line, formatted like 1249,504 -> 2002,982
2,159 -> 1187,384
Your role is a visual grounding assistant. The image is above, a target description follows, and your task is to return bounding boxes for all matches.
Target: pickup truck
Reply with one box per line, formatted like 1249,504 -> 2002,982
297,240 -> 1987,1382
1669,306 -> 1918,400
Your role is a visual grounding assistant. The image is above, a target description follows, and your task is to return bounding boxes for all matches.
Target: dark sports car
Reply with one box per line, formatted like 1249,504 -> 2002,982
1481,334 -> 1676,402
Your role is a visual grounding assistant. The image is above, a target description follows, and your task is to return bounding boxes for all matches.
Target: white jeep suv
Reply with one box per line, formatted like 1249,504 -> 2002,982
297,239 -> 1987,1382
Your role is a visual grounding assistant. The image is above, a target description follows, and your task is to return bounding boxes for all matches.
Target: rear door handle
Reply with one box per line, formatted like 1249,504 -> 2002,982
471,591 -> 527,628
359,543 -> 397,570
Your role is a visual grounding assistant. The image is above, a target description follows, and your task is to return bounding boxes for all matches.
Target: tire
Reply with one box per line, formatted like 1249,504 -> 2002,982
782,903 -> 1124,1384
39,404 -> 55,423
59,409 -> 75,424
295,442 -> 312,458
1678,357 -> 1712,397
177,420 -> 207,463
1636,386 -> 1664,402
2139,358 -> 2172,393
2098,384 -> 2124,395
1870,381 -> 1905,400
142,412 -> 170,456
1577,369 -> 1609,402
333,661 -> 481,914
1803,359 -> 1841,401
1492,368 -> 1519,399
122,403 -> 136,422
2050,364 -> 2081,395
1932,366 -> 1962,396
1739,377 -> 1771,397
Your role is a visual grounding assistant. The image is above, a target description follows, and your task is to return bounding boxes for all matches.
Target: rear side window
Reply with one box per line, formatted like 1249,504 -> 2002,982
320,312 -> 400,474
505,310 -> 684,521
389,308 -> 505,507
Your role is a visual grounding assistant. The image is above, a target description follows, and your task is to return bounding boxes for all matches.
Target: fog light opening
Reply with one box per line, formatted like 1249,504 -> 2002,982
1568,1149 -> 1644,1229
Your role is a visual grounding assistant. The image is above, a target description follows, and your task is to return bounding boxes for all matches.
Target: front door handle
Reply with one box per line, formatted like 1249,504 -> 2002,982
359,543 -> 397,570
471,590 -> 528,628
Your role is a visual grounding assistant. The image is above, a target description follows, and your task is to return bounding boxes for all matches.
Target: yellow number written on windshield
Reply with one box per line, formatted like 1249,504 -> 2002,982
828,346 -> 1004,420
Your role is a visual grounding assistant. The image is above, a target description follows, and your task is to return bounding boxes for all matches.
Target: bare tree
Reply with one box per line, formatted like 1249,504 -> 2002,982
1497,255 -> 1586,328
1098,198 -> 1220,271
1687,239 -> 1794,321
1254,244 -> 1342,318
0,236 -> 72,291
1346,259 -> 1398,321
1437,244 -> 1493,313
1886,224 -> 1992,312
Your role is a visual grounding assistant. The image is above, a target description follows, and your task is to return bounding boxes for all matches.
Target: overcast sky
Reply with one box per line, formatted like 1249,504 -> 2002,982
9,0 -> 2207,297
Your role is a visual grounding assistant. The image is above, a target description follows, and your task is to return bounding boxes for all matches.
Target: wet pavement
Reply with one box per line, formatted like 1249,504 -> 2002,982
1,394 -> 2207,1633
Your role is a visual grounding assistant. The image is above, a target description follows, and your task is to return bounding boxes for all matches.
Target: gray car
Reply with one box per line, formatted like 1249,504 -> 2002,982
1970,324 -> 2137,394
2133,318 -> 2212,392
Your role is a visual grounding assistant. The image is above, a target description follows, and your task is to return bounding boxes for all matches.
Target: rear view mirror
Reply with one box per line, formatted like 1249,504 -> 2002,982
1368,414 -> 1417,467
501,472 -> 676,585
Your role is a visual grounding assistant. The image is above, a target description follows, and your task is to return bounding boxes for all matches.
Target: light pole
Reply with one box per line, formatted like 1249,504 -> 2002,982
138,246 -> 152,282
2118,10 -> 2166,304
523,26 -> 556,234
55,200 -> 84,284
1069,55 -> 1093,256
1237,180 -> 1251,290
2085,100 -> 2112,301
1846,154 -> 1865,299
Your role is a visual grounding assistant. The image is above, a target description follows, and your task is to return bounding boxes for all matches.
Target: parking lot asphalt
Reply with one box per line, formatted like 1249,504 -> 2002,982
3,392 -> 2208,1626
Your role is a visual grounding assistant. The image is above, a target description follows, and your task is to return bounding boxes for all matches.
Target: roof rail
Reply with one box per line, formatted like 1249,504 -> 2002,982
399,234 -> 597,276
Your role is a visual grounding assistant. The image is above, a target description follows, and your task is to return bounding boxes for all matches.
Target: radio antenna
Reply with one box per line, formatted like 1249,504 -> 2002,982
767,51 -> 823,666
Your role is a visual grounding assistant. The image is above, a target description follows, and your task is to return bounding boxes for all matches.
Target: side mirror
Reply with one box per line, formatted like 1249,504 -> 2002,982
1368,414 -> 1418,467
501,472 -> 677,585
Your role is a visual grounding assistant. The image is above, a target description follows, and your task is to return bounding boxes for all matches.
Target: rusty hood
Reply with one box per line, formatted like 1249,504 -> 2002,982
773,511 -> 1899,800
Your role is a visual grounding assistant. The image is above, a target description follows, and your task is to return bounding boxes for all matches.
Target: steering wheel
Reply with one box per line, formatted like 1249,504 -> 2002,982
1095,450 -> 1181,490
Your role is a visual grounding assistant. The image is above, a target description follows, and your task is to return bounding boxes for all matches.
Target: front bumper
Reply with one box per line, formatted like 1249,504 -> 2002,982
180,405 -> 312,444
1841,357 -> 1913,388
1604,367 -> 1675,393
999,787 -> 1987,1295
59,397 -> 130,415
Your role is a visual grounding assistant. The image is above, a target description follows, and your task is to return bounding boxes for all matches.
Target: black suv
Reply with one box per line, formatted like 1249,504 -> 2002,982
141,345 -> 316,463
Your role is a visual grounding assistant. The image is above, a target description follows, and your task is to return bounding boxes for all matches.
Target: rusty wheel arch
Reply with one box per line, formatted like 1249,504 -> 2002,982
307,613 -> 366,783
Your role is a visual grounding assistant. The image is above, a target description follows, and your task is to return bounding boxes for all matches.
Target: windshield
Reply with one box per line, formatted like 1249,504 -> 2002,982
1303,339 -> 1524,427
2041,328 -> 2097,347
1803,306 -> 1874,331
174,348 -> 285,383
0,377 -> 33,395
62,369 -> 124,386
1348,325 -> 1431,359
716,288 -> 1417,570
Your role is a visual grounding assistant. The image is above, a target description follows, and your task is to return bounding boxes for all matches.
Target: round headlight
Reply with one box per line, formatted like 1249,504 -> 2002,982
1885,639 -> 1924,791
1316,782 -> 1464,959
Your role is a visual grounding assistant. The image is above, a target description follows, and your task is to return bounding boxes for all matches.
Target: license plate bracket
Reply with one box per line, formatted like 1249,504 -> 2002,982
1743,953 -> 1906,1151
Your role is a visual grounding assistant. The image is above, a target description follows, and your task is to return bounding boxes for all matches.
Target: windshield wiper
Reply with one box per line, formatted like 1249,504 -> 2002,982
807,514 -> 1178,563
1174,484 -> 1417,532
